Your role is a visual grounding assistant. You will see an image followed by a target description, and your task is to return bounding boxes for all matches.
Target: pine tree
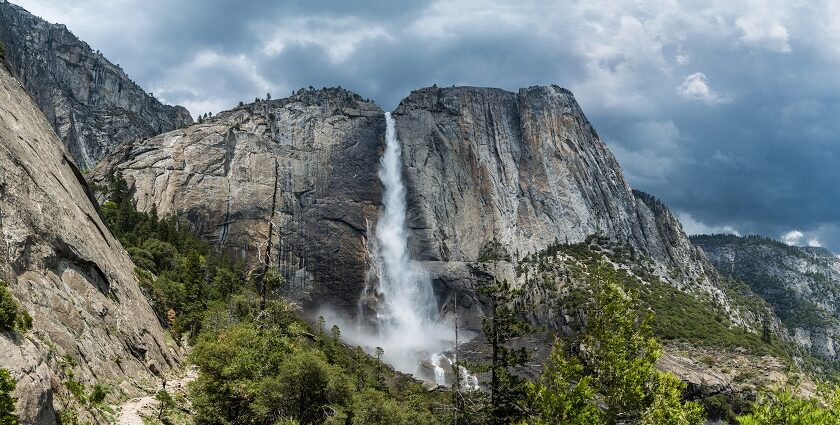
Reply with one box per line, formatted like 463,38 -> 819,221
479,279 -> 530,424
525,264 -> 704,424
0,369 -> 16,425
331,324 -> 341,341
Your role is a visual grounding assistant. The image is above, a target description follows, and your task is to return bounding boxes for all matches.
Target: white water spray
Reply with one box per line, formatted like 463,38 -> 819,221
430,353 -> 447,386
320,112 -> 477,385
366,112 -> 453,374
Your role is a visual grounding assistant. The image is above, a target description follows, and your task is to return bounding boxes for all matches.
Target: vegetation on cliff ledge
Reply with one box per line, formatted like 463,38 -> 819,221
0,281 -> 32,334
0,369 -> 16,425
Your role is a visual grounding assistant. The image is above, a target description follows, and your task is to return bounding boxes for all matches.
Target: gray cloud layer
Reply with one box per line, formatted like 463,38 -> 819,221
15,0 -> 840,252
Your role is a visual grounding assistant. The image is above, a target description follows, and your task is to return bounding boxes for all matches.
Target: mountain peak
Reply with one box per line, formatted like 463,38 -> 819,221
0,1 -> 193,168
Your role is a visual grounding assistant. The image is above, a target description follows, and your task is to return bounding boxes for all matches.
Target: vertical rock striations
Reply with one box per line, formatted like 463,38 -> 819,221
90,89 -> 384,313
393,86 -> 732,314
0,63 -> 178,423
92,84 -> 761,331
0,1 -> 192,168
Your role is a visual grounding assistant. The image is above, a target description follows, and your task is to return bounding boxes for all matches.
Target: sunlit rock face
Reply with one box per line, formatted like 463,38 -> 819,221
90,89 -> 385,314
0,61 -> 178,424
694,234 -> 840,361
392,85 -> 747,331
0,2 -> 192,168
89,82 -> 804,393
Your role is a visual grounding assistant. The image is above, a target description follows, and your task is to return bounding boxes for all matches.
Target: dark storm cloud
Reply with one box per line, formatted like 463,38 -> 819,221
14,0 -> 840,252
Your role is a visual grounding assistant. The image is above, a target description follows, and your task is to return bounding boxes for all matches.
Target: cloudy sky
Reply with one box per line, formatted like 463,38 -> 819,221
16,0 -> 840,252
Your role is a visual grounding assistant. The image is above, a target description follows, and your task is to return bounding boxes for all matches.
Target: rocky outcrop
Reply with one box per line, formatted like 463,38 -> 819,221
90,88 -> 384,313
0,1 -> 192,168
394,86 -> 750,328
693,234 -> 840,360
394,87 -> 693,272
0,64 -> 178,423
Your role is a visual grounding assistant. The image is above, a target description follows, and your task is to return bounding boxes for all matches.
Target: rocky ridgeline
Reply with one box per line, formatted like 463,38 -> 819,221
0,64 -> 178,423
91,88 -> 384,313
0,1 -> 192,168
694,234 -> 840,361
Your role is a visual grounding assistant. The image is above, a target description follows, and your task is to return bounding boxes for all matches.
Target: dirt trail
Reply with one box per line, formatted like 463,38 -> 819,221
117,368 -> 197,425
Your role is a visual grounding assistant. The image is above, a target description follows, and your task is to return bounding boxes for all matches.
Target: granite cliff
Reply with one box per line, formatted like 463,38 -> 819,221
694,234 -> 840,361
0,63 -> 179,423
87,83 -> 821,410
392,86 -> 757,331
91,85 -> 765,334
0,1 -> 192,168
91,89 -> 384,313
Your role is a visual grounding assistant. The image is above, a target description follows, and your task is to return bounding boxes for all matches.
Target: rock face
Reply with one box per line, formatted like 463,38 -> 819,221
393,86 -> 749,328
0,1 -> 192,168
92,84 -> 760,334
90,89 -> 384,313
0,64 -> 178,423
393,87 -> 695,271
693,234 -> 840,360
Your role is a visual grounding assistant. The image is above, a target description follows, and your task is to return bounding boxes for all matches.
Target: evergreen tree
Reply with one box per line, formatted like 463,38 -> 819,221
761,316 -> 772,344
0,282 -> 31,333
737,383 -> 840,424
331,324 -> 341,341
0,369 -> 16,425
525,340 -> 602,424
524,264 -> 704,424
479,279 -> 530,424
156,389 -> 175,422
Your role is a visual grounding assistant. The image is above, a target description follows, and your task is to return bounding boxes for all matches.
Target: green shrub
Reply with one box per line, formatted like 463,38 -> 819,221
0,369 -> 17,424
351,388 -> 427,424
0,282 -> 31,333
88,384 -> 108,405
63,372 -> 86,404
737,383 -> 840,424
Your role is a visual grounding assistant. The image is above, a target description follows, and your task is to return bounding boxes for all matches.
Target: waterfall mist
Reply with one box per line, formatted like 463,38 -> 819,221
320,112 -> 455,377
367,112 -> 453,373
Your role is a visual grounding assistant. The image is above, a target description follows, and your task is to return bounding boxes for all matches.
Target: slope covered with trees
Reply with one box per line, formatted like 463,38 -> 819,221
87,174 -> 840,424
693,234 -> 840,363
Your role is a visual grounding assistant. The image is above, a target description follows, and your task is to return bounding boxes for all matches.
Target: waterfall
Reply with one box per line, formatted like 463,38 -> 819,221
366,112 -> 452,374
430,353 -> 447,386
319,112 -> 475,385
